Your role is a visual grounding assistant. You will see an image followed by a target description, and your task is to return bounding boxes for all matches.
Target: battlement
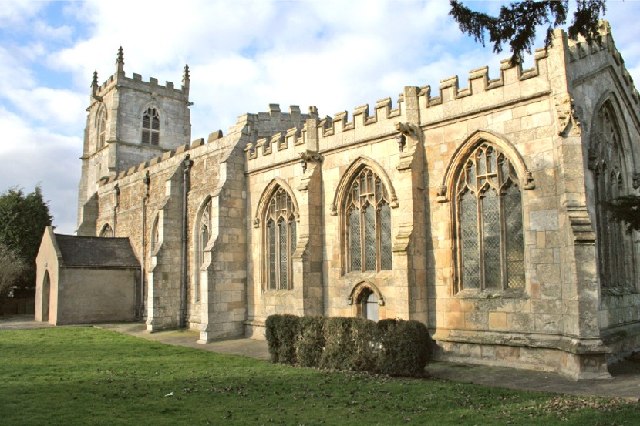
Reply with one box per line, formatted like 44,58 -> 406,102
566,22 -> 640,110
245,94 -> 407,170
91,47 -> 189,103
99,129 -> 226,187
95,71 -> 189,100
246,42 -> 553,170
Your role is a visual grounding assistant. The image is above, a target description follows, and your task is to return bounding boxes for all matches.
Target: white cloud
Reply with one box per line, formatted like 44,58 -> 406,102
1,0 -> 640,235
6,87 -> 85,128
0,0 -> 44,26
0,107 -> 80,234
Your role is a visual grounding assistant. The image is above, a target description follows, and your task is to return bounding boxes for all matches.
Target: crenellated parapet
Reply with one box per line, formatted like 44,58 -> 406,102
246,95 -> 406,171
89,47 -> 189,110
414,48 -> 552,128
566,21 -> 640,114
99,127 -> 229,187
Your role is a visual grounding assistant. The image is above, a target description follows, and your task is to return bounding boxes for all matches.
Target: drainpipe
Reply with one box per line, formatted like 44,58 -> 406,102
180,155 -> 193,328
113,184 -> 120,235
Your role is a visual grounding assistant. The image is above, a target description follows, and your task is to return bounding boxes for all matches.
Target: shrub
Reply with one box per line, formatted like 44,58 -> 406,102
295,316 -> 325,367
265,314 -> 299,364
349,318 -> 380,372
319,317 -> 356,370
376,319 -> 431,377
266,314 -> 432,377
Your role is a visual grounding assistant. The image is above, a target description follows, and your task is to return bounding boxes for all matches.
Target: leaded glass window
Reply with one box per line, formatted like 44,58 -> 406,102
455,144 -> 525,291
590,103 -> 636,289
344,167 -> 392,273
141,107 -> 160,145
264,187 -> 297,290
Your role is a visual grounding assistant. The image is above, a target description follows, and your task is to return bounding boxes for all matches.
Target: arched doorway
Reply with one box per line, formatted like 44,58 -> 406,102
41,270 -> 50,323
360,289 -> 379,321
349,282 -> 385,321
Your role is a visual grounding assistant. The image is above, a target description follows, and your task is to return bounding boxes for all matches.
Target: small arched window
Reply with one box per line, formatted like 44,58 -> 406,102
150,215 -> 160,253
141,107 -> 160,145
264,187 -> 297,290
344,167 -> 392,273
195,200 -> 212,301
96,107 -> 107,149
100,224 -> 114,238
454,143 -> 524,291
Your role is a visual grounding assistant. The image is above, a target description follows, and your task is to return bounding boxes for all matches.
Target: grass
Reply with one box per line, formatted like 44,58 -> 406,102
0,327 -> 638,425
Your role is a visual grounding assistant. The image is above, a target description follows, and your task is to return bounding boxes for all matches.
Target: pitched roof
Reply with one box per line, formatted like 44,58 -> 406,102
54,234 -> 139,268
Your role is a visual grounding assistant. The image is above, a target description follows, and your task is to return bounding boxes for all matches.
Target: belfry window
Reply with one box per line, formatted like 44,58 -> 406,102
141,107 -> 160,145
96,107 -> 107,149
454,144 -> 524,291
344,167 -> 392,273
264,187 -> 297,290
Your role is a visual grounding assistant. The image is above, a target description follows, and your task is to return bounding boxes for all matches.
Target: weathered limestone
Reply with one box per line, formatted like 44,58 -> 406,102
40,22 -> 640,380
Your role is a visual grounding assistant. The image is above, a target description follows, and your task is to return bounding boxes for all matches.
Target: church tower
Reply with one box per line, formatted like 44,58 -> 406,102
77,48 -> 191,234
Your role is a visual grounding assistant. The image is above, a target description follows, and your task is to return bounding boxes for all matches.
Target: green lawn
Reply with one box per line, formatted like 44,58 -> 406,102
0,327 -> 638,425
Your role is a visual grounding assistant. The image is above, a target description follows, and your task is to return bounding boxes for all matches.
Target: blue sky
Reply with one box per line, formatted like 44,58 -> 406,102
1,0 -> 639,234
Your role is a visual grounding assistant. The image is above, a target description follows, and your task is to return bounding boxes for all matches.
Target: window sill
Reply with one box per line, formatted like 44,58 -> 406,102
455,287 -> 527,299
262,288 -> 294,294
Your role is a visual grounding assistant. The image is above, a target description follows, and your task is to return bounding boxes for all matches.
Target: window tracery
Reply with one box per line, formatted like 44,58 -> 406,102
344,167 -> 392,273
264,187 -> 297,290
454,143 -> 525,291
590,103 -> 636,290
141,107 -> 160,145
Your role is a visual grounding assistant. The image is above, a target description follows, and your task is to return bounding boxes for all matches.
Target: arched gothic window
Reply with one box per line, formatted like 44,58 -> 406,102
344,167 -> 392,272
141,107 -> 160,145
454,143 -> 525,291
100,224 -> 114,238
264,187 -> 297,290
96,107 -> 107,149
195,200 -> 212,301
590,103 -> 636,289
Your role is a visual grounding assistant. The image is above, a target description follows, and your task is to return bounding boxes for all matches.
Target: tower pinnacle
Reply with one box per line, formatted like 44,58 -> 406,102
116,46 -> 124,75
182,64 -> 190,91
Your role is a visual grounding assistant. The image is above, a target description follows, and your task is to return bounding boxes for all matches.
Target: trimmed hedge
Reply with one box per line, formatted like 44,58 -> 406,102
295,316 -> 325,367
265,314 -> 299,364
265,314 -> 431,377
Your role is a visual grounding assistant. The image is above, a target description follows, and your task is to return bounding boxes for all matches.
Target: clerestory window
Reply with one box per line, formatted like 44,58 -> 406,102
264,187 -> 297,290
454,143 -> 525,291
344,167 -> 392,273
141,107 -> 160,145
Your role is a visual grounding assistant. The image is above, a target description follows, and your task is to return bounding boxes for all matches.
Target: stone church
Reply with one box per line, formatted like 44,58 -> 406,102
35,23 -> 640,379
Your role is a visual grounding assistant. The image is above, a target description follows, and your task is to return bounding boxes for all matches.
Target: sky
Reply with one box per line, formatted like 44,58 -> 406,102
0,0 -> 639,234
